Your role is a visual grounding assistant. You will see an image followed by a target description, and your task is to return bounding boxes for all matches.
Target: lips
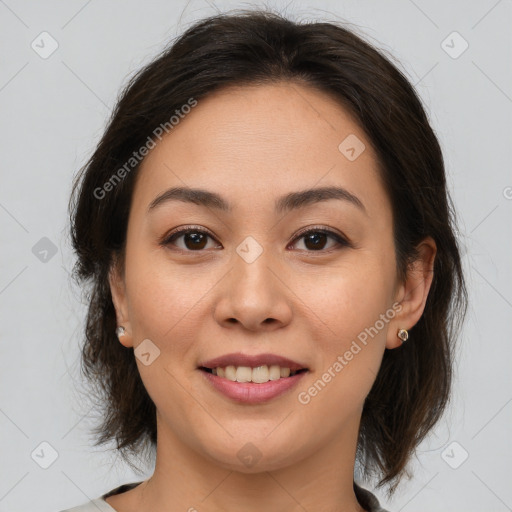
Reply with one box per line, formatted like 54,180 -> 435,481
198,352 -> 308,372
200,369 -> 307,403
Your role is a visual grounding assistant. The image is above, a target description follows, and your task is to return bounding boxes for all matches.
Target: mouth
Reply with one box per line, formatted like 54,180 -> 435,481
199,365 -> 308,383
198,365 -> 309,404
197,352 -> 309,384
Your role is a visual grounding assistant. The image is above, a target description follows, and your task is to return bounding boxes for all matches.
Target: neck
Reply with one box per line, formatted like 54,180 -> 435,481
133,411 -> 366,512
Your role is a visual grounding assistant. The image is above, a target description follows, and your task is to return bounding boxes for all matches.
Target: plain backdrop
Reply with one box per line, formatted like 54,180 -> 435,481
1,1 -> 511,511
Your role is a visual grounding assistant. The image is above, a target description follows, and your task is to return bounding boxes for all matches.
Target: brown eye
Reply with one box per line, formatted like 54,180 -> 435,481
290,228 -> 350,252
162,228 -> 219,251
303,231 -> 329,250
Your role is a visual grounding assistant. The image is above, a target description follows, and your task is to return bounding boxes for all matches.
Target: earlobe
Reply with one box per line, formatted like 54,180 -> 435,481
386,236 -> 437,350
115,325 -> 131,347
108,260 -> 133,348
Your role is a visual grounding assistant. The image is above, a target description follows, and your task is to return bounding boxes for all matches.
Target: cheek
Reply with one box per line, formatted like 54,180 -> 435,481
293,280 -> 391,445
122,251 -> 207,419
124,247 -> 209,338
310,255 -> 393,335
302,255 -> 394,391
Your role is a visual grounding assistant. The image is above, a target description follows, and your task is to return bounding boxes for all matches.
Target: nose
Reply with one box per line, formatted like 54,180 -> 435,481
212,243 -> 293,332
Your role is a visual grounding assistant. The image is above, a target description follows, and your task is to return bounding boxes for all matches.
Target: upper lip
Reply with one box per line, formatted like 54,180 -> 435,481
199,352 -> 308,372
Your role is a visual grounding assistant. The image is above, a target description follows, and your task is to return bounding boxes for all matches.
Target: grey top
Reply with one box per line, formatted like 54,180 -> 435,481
58,480 -> 389,512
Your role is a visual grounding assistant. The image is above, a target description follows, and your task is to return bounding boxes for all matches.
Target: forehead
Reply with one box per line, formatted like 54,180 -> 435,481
131,82 -> 390,221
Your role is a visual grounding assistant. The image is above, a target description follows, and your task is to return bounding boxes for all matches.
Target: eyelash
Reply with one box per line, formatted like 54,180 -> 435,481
160,225 -> 351,253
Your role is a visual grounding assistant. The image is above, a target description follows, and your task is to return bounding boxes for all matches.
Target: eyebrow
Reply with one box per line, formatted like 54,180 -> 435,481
147,185 -> 367,216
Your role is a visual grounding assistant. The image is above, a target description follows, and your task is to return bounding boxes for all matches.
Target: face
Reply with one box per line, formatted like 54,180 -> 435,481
109,82 -> 434,473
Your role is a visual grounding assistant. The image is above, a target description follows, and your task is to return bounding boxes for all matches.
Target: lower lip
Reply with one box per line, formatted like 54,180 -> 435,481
199,369 -> 308,404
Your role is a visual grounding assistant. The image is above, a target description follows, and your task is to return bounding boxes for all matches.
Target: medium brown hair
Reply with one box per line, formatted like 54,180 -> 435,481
69,9 -> 467,495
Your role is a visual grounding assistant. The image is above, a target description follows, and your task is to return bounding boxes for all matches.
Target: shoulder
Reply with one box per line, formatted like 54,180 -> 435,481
354,482 -> 391,512
56,481 -> 143,512
56,497 -> 115,512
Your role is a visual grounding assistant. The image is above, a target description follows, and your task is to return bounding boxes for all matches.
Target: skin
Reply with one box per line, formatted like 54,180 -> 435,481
107,81 -> 436,512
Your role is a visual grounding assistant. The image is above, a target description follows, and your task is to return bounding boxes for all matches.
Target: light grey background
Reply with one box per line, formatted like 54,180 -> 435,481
1,1 -> 511,511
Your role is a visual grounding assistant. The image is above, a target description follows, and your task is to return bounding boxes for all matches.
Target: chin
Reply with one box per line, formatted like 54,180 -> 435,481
197,434 -> 307,474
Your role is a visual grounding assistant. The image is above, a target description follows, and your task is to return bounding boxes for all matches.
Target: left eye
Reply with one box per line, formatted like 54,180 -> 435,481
161,227 -> 349,252
289,228 -> 349,252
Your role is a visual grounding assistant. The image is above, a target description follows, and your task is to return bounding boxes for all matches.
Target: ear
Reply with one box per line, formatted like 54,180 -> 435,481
108,256 -> 134,348
386,236 -> 437,349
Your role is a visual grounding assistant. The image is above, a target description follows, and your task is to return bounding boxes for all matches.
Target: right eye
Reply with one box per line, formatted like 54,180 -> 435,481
161,226 -> 221,252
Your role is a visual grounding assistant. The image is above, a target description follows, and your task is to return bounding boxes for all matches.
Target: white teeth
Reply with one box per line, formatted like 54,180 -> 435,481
253,365 -> 273,383
210,365 -> 300,383
235,366 -> 252,383
280,367 -> 291,378
269,365 -> 282,381
225,365 -> 237,381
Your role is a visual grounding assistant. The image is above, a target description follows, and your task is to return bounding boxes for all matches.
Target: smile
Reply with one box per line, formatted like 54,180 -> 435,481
199,367 -> 309,403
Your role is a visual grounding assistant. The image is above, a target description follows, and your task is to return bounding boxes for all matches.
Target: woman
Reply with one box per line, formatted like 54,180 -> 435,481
60,9 -> 467,512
